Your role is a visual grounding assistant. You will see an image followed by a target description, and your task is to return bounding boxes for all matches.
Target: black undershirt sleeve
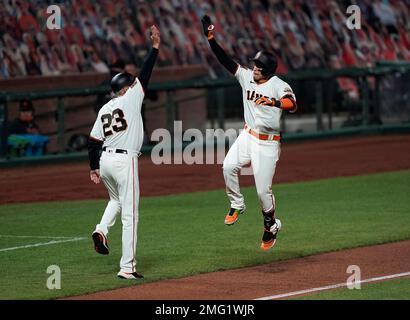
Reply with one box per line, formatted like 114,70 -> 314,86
88,138 -> 103,170
138,48 -> 159,91
208,38 -> 239,75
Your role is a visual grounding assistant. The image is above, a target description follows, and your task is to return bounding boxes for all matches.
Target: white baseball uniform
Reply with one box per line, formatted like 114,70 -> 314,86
223,66 -> 296,212
90,78 -> 144,274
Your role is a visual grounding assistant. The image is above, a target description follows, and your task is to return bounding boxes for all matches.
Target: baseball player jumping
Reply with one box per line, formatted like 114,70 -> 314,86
201,15 -> 297,250
88,25 -> 160,279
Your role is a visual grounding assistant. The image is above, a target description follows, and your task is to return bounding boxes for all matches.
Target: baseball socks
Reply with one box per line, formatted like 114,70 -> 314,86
261,208 -> 282,251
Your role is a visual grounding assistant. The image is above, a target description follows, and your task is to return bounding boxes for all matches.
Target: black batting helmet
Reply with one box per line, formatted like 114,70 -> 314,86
110,72 -> 134,93
249,51 -> 278,78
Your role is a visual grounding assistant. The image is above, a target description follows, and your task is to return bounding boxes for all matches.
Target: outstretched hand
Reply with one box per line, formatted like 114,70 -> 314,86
201,15 -> 214,39
150,25 -> 160,49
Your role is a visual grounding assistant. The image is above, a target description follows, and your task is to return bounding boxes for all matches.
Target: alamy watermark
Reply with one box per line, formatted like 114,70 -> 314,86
46,265 -> 61,290
346,265 -> 361,289
346,5 -> 361,30
149,121 -> 274,176
151,121 -> 236,165
46,5 -> 62,30
45,4 -> 362,31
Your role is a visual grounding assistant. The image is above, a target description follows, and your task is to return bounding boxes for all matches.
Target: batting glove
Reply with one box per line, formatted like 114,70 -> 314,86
201,15 -> 214,40
254,96 -> 280,108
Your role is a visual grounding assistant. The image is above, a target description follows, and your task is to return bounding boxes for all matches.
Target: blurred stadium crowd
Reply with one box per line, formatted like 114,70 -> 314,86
1,0 -> 409,79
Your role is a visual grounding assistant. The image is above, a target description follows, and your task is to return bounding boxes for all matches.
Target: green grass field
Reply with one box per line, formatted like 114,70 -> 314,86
0,170 -> 409,299
295,277 -> 410,300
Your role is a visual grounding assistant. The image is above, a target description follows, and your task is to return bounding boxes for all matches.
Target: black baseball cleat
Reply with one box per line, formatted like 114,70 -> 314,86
92,230 -> 109,255
117,271 -> 144,280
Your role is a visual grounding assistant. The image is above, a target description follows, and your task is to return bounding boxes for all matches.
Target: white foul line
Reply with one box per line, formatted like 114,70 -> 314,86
0,237 -> 86,252
0,234 -> 81,239
255,271 -> 410,300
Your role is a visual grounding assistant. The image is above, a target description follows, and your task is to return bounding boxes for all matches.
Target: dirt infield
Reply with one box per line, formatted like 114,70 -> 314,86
67,240 -> 410,300
1,133 -> 410,204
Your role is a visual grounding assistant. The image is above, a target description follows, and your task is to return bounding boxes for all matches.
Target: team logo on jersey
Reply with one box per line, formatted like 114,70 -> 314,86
246,90 -> 274,103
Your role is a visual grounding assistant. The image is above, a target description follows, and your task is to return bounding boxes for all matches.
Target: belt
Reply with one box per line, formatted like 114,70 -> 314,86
244,124 -> 281,141
102,147 -> 128,154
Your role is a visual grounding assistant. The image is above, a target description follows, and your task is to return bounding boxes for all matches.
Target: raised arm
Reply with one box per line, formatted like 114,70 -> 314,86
201,15 -> 239,75
138,25 -> 160,91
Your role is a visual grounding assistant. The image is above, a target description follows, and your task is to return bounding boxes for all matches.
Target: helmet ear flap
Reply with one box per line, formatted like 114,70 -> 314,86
262,66 -> 276,78
254,60 -> 264,69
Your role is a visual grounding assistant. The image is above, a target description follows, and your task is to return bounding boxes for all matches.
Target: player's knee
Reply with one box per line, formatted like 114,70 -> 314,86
223,161 -> 239,174
257,189 -> 272,206
109,200 -> 121,210
121,216 -> 133,227
121,212 -> 138,225
257,186 -> 269,197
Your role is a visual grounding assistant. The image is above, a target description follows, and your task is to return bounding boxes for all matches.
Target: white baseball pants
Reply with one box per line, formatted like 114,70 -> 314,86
96,149 -> 140,273
223,130 -> 280,212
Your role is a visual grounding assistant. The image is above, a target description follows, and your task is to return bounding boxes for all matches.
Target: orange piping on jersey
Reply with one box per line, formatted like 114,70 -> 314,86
89,136 -> 104,143
280,97 -> 298,113
233,63 -> 240,75
130,78 -> 138,88
130,77 -> 145,94
132,157 -> 136,273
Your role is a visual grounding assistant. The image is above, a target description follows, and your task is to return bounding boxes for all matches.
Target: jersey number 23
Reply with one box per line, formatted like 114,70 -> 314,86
101,108 -> 128,137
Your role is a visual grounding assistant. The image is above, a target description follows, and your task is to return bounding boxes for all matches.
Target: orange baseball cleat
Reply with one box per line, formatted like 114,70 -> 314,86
224,208 -> 245,225
261,219 -> 282,251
